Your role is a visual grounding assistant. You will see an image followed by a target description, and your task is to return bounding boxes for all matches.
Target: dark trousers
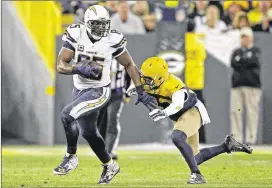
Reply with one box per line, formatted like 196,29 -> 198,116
61,87 -> 111,163
192,89 -> 206,143
98,89 -> 124,154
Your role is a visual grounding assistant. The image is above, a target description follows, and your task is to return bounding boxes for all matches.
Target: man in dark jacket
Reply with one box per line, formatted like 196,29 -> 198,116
231,27 -> 261,144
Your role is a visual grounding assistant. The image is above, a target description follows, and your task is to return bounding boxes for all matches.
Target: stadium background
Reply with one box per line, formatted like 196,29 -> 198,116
2,1 -> 272,187
2,1 -> 272,145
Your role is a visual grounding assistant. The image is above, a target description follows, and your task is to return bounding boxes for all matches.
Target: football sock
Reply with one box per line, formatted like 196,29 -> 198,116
77,114 -> 111,164
171,130 -> 200,174
195,143 -> 228,165
103,159 -> 113,166
61,115 -> 79,155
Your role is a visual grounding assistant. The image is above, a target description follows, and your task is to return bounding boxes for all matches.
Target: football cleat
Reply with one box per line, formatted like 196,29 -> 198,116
225,135 -> 253,154
98,160 -> 120,184
53,153 -> 78,175
187,173 -> 206,184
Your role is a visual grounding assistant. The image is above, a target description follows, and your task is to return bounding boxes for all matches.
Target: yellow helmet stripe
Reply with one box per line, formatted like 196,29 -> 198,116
88,6 -> 97,15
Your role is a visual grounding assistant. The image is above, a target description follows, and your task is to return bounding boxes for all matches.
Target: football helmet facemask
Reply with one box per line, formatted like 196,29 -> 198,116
84,5 -> 110,38
140,57 -> 169,90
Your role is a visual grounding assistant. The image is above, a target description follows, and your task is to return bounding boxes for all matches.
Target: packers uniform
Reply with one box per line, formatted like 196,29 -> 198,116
127,57 -> 253,184
126,57 -> 211,155
143,74 -> 197,122
142,72 -> 209,155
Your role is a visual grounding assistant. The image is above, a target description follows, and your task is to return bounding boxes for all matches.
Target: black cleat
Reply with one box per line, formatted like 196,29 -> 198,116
53,154 -> 78,175
225,135 -> 253,154
187,173 -> 206,184
98,161 -> 120,184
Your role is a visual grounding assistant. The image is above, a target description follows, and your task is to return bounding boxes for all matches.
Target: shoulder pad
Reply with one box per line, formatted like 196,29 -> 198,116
109,29 -> 127,48
168,74 -> 185,90
62,24 -> 84,44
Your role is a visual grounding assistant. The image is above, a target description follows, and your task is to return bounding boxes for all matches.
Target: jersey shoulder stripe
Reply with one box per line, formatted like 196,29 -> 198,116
108,28 -> 127,48
64,30 -> 77,43
62,24 -> 84,45
111,36 -> 127,48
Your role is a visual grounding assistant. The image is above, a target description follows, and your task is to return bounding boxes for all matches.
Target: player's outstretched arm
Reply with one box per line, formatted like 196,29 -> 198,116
56,47 -> 76,74
115,49 -> 142,87
116,49 -> 158,111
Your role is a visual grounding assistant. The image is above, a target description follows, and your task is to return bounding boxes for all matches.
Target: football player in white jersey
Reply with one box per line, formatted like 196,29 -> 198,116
53,5 -> 157,184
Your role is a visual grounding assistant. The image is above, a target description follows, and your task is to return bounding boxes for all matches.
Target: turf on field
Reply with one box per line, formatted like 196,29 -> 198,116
2,145 -> 272,188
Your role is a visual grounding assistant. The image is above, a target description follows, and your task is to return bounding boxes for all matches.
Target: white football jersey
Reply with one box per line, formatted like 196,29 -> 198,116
62,24 -> 127,90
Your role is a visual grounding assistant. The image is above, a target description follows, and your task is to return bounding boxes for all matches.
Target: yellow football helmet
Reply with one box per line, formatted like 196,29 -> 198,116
140,57 -> 169,90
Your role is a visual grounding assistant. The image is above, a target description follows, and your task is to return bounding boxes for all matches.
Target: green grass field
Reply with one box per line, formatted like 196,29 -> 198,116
2,145 -> 272,188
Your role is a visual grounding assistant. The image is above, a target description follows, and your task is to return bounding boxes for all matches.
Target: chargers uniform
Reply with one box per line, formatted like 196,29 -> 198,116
62,24 -> 127,119
63,24 -> 127,90
54,5 -> 157,184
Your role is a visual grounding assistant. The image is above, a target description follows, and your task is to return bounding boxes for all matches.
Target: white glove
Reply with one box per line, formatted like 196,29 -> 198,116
149,109 -> 167,122
126,83 -> 136,96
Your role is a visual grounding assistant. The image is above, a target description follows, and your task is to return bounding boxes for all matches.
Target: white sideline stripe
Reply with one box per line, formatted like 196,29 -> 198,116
3,143 -> 272,156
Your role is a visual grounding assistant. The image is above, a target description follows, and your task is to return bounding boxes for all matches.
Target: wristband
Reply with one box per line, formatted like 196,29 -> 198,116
72,66 -> 80,74
135,85 -> 144,94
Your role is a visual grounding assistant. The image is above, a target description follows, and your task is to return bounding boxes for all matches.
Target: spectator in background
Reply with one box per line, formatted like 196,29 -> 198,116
132,1 -> 156,33
222,1 -> 249,27
195,5 -> 227,34
111,1 -> 146,35
231,27 -> 261,144
68,0 -> 88,21
105,1 -> 119,16
208,0 -> 224,18
132,1 -> 149,17
155,0 -> 187,22
248,1 -> 272,32
143,14 -> 156,33
62,0 -> 73,14
188,0 -> 209,27
232,12 -> 251,30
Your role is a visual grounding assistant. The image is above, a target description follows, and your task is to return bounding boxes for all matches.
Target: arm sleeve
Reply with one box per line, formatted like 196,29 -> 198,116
163,90 -> 186,117
63,41 -> 75,52
62,24 -> 80,49
110,30 -> 127,58
231,50 -> 242,70
243,48 -> 261,69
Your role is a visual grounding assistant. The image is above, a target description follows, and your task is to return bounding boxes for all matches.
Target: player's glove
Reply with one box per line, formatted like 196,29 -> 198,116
72,61 -> 102,78
149,109 -> 167,122
135,85 -> 158,111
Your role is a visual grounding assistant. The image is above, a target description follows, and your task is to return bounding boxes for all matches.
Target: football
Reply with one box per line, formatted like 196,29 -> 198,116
77,60 -> 103,75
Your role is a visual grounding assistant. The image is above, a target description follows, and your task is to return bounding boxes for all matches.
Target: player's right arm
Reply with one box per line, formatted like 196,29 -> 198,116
56,47 -> 76,74
57,24 -> 80,74
57,24 -> 101,77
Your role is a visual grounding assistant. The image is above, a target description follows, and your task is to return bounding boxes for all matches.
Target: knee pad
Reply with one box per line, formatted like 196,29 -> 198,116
61,108 -> 74,122
171,130 -> 187,145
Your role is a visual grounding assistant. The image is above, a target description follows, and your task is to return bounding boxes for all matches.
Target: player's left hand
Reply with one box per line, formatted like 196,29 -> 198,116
135,86 -> 158,111
73,61 -> 102,78
149,109 -> 167,122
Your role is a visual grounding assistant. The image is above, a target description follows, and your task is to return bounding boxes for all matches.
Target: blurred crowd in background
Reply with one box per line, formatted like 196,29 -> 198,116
61,0 -> 272,34
59,1 -> 271,144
